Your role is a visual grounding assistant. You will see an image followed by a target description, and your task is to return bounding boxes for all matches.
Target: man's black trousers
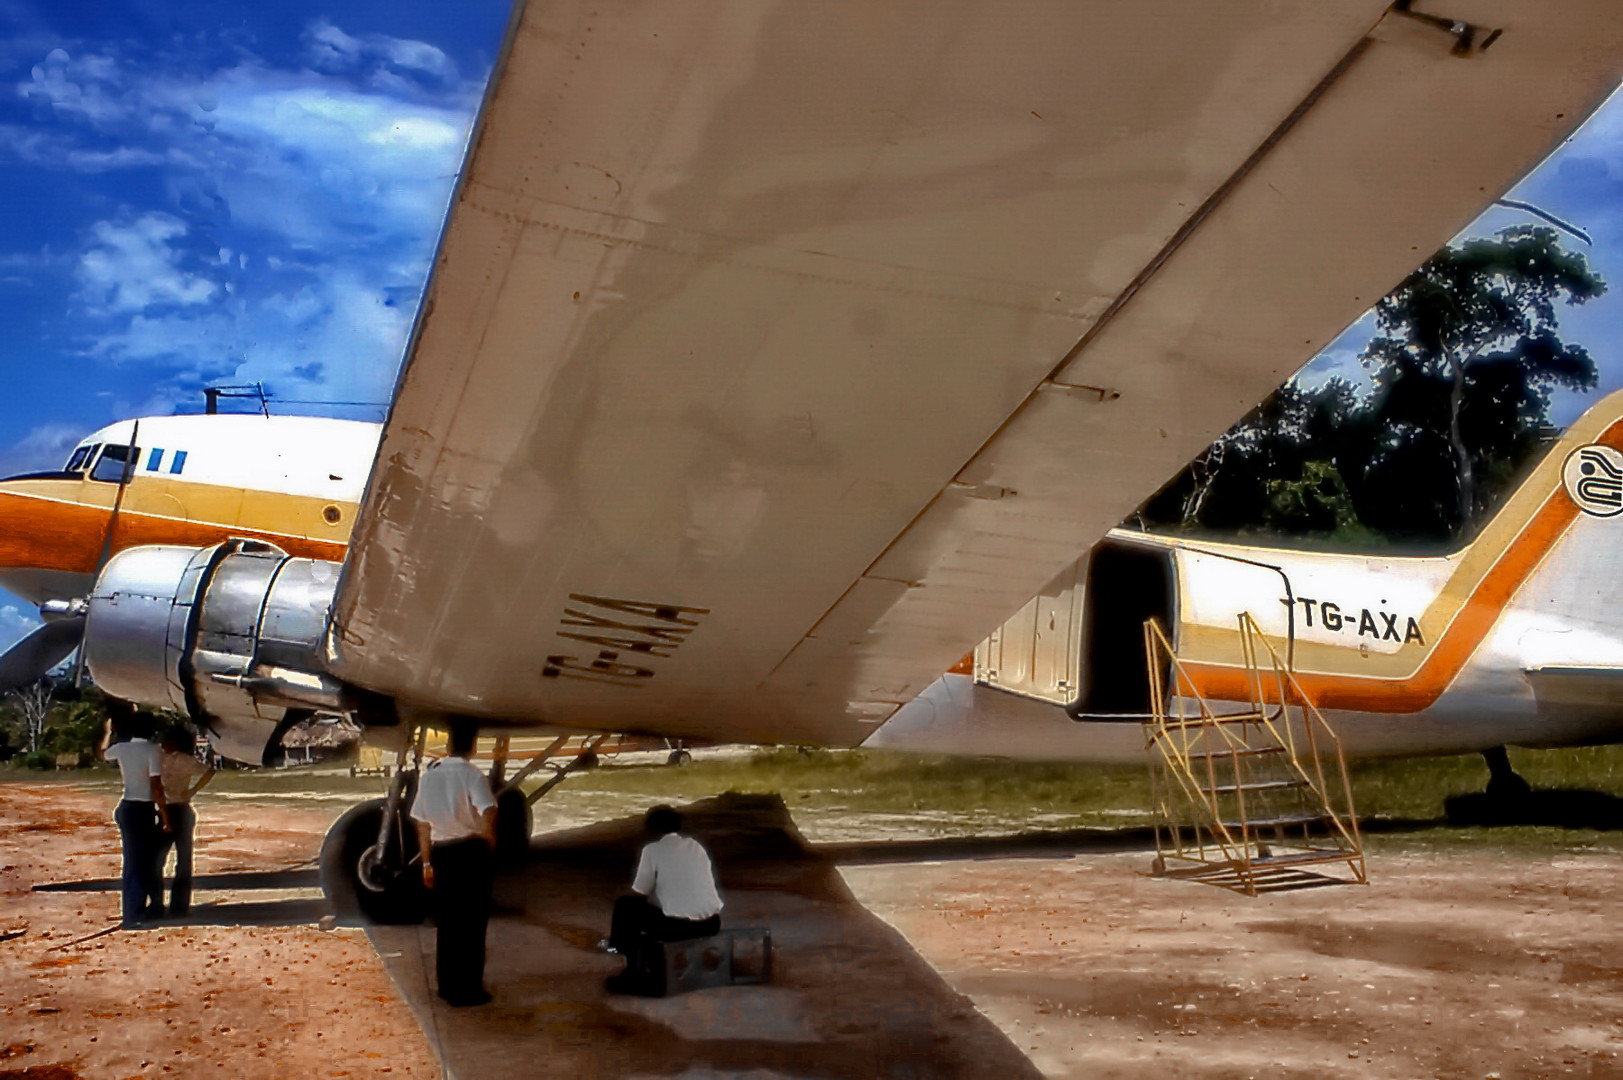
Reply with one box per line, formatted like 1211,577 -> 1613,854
609,895 -> 720,954
429,837 -> 494,1004
114,798 -> 163,925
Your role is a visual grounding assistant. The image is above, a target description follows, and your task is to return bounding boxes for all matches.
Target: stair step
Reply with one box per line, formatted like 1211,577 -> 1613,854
1218,814 -> 1325,830
1192,746 -> 1286,760
1248,849 -> 1361,869
1204,778 -> 1307,795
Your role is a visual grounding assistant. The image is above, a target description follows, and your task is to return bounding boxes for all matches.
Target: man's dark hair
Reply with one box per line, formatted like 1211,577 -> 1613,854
129,711 -> 159,741
446,718 -> 479,757
160,726 -> 194,754
645,805 -> 682,837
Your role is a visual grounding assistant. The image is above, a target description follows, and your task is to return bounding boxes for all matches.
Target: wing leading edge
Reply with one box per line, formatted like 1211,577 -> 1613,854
330,1 -> 1623,745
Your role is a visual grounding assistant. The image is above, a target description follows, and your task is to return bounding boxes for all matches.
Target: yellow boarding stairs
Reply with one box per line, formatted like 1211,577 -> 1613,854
1142,612 -> 1367,895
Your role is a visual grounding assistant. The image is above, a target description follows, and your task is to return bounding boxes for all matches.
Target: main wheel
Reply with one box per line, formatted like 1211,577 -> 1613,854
320,797 -> 427,924
494,786 -> 532,866
666,749 -> 692,767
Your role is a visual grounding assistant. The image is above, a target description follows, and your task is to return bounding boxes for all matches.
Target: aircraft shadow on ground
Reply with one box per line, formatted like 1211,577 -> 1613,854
33,867 -> 334,929
165,897 -> 333,927
374,791 -> 1050,1080
810,825 -> 1160,866
804,787 -> 1620,868
1440,787 -> 1623,830
32,868 -> 321,893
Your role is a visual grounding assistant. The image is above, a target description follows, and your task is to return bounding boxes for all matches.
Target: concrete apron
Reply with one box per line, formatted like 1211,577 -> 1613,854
369,792 -> 1042,1080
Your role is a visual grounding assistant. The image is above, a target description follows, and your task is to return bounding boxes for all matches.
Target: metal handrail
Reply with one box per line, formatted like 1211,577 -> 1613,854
1142,613 -> 1367,892
1233,613 -> 1364,863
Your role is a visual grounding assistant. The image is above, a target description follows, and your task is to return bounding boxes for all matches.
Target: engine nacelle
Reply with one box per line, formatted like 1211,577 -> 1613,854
83,539 -> 350,765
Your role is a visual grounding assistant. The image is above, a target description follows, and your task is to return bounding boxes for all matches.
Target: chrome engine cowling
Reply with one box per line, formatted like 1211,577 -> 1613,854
83,540 -> 349,765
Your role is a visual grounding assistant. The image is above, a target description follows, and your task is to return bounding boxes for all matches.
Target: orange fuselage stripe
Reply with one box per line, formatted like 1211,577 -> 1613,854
1181,417 -> 1623,713
0,485 -> 350,575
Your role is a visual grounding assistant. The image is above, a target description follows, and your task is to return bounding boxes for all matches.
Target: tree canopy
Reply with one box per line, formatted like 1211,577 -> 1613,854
1140,225 -> 1605,546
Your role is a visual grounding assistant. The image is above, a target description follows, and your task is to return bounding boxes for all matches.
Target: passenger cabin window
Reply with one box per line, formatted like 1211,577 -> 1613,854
169,450 -> 188,475
64,446 -> 94,473
89,444 -> 139,483
147,448 -> 165,472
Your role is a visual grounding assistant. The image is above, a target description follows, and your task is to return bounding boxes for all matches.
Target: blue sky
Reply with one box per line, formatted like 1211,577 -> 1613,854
0,0 -> 512,645
1301,86 -> 1623,426
0,0 -> 512,477
0,3 -> 1617,648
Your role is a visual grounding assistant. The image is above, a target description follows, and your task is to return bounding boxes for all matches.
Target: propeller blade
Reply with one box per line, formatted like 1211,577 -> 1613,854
0,616 -> 85,693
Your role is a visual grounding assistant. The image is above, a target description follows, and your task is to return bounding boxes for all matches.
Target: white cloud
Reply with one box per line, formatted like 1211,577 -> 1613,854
18,47 -> 129,124
0,603 -> 39,654
303,18 -> 457,83
9,23 -> 485,422
0,421 -> 85,476
305,20 -> 364,68
380,38 -> 457,81
77,214 -> 219,314
86,268 -> 418,415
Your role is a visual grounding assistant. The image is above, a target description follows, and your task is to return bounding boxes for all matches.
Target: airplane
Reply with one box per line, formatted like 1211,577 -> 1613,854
867,389 -> 1623,797
2,3 -> 1620,920
0,413 -> 381,704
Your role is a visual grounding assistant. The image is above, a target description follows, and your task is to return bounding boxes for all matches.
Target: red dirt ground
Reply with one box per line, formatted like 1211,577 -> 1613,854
0,783 -> 438,1080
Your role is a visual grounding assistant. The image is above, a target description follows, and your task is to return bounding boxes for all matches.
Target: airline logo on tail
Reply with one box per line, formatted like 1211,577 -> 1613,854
1565,445 -> 1623,518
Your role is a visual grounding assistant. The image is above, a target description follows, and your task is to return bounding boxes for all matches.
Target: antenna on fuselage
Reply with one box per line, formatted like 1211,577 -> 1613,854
204,383 -> 271,417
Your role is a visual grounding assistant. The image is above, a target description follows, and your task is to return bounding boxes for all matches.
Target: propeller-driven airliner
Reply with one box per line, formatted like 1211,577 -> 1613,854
2,2 -> 1620,916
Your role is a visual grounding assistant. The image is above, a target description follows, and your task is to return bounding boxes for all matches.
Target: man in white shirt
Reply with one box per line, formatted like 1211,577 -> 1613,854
156,728 -> 214,917
100,710 -> 169,927
605,805 -> 723,995
409,720 -> 497,1006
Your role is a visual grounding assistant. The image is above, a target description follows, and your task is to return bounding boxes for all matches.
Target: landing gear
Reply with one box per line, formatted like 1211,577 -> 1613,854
487,733 -> 613,862
320,796 -> 427,924
1445,745 -> 1536,827
494,786 -> 532,866
1482,746 -> 1532,801
321,729 -> 427,924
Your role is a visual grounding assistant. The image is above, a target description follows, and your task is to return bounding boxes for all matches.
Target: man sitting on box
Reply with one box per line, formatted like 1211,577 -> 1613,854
604,805 -> 722,994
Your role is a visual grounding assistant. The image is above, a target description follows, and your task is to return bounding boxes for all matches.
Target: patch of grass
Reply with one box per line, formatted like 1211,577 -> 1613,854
11,741 -> 1616,850
559,743 -> 1623,848
562,749 -> 1157,831
1350,743 -> 1623,820
1350,744 -> 1623,854
0,763 -> 118,784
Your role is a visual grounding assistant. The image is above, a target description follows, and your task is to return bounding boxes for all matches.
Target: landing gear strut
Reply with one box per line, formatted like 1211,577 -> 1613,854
320,727 -> 428,924
1482,746 -> 1531,801
489,734 -> 610,863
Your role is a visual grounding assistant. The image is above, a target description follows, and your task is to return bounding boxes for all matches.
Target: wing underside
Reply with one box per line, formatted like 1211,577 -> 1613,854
329,1 -> 1623,745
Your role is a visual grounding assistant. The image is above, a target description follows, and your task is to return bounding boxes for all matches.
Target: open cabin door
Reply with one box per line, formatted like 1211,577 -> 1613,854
971,534 -> 1298,720
1074,540 -> 1178,718
971,535 -> 1178,718
973,558 -> 1088,708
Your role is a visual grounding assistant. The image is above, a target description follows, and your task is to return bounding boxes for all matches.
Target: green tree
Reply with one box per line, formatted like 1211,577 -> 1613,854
1358,224 -> 1603,535
45,697 -> 109,766
1140,226 -> 1604,545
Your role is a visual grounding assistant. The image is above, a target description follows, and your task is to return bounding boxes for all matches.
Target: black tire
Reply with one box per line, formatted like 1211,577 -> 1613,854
494,786 -> 532,866
666,749 -> 692,767
320,797 -> 427,925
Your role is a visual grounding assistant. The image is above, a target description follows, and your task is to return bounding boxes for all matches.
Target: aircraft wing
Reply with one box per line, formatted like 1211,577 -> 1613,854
328,1 -> 1623,746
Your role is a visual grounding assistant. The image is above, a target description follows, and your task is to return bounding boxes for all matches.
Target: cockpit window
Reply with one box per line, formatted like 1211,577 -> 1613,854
89,443 -> 139,484
64,445 -> 94,473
